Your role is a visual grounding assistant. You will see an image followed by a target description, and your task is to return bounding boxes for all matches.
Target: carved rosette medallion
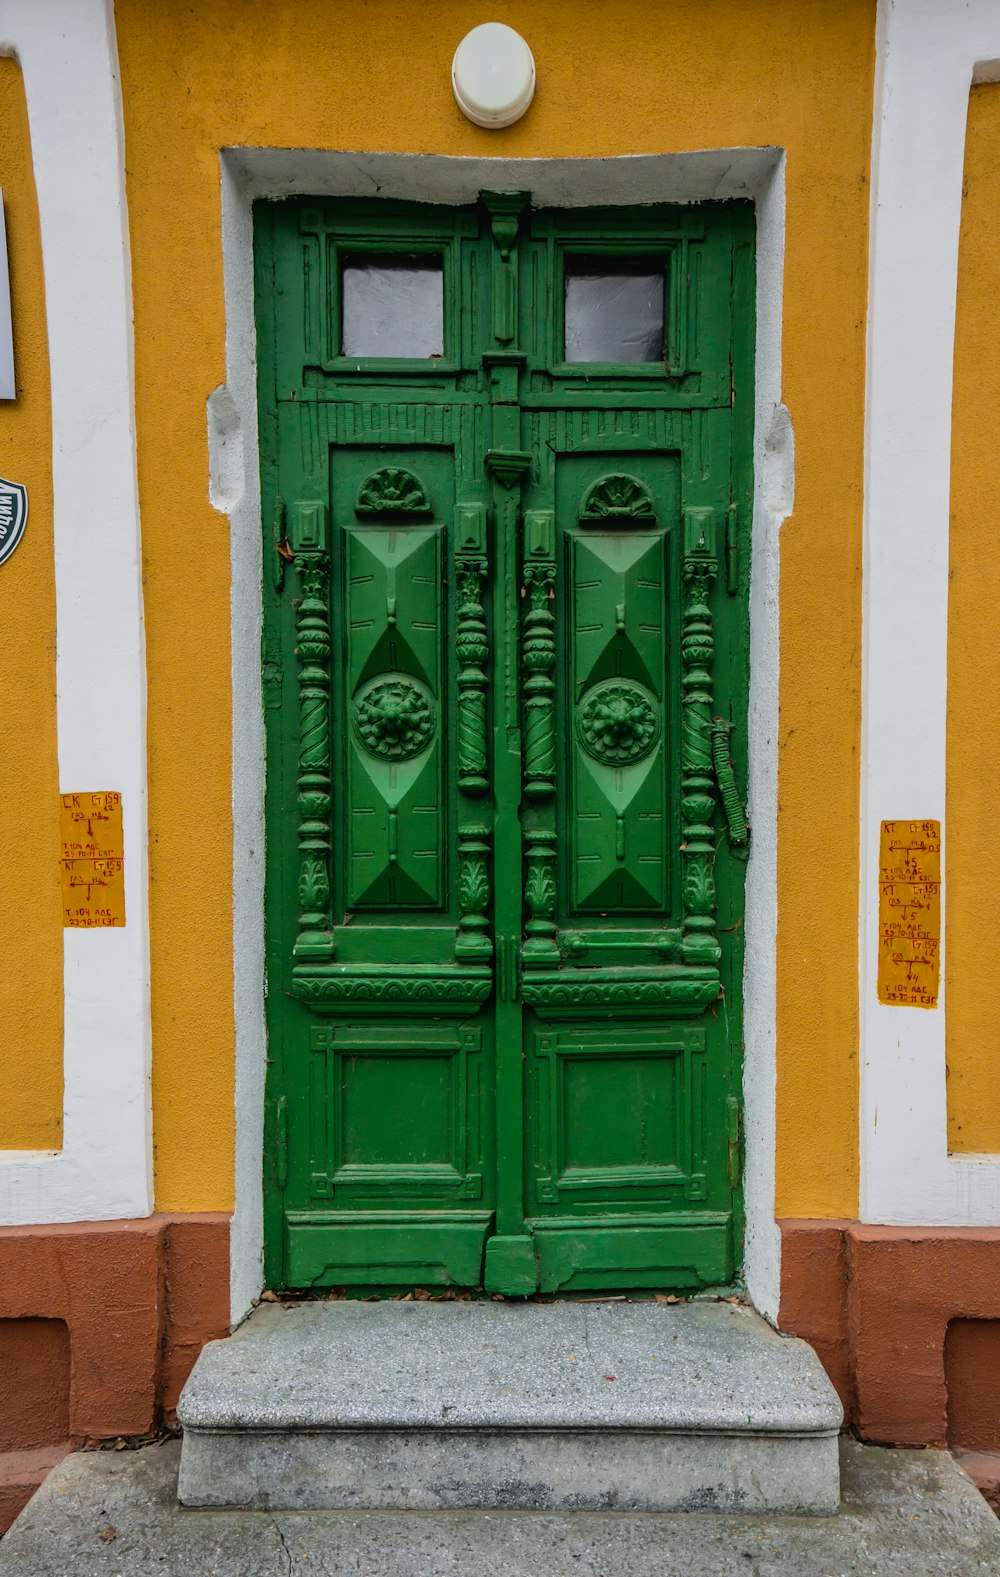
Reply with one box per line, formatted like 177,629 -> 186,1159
577,679 -> 659,766
353,676 -> 434,761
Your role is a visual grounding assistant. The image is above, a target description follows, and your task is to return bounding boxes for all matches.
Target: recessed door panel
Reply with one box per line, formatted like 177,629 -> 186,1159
568,528 -> 669,913
528,1024 -> 708,1210
345,524 -> 443,909
308,1022 -> 484,1203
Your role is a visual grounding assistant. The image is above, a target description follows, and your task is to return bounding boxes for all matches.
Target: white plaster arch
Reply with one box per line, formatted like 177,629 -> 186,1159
0,0 -> 151,1224
860,0 -> 1000,1224
218,146 -> 789,1323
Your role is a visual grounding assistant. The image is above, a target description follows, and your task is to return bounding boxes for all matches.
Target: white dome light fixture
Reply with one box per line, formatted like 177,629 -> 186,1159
452,23 -> 535,129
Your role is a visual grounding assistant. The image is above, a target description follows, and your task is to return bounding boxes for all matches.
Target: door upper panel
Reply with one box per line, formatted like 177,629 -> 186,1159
561,456 -> 679,917
335,448 -> 452,914
522,206 -> 734,407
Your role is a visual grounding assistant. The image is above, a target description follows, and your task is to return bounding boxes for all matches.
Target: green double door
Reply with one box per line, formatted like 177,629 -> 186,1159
258,193 -> 754,1295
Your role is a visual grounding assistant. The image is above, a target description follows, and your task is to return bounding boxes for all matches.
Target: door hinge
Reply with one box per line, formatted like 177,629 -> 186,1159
725,503 -> 740,595
727,1094 -> 742,1189
261,625 -> 283,708
272,494 -> 293,591
274,1095 -> 288,1191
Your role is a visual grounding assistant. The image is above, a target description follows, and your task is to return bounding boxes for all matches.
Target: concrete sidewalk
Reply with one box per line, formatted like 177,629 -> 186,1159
2,1436 -> 999,1576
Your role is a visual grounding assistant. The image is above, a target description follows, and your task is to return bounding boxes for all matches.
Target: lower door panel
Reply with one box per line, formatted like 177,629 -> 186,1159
285,1214 -> 493,1289
531,1218 -> 733,1295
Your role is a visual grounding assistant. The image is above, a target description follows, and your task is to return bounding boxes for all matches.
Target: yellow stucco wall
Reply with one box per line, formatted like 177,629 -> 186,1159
113,0 -> 873,1216
947,82 -> 1000,1155
0,58 -> 62,1151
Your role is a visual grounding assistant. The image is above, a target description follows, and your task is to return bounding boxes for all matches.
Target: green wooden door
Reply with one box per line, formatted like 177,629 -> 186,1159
257,193 -> 754,1296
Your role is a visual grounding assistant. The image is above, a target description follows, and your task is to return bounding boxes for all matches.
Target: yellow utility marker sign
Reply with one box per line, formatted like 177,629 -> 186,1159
878,819 -> 940,1008
60,791 -> 125,928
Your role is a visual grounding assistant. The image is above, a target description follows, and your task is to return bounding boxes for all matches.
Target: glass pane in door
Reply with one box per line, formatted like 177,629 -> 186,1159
341,256 -> 444,358
564,259 -> 664,362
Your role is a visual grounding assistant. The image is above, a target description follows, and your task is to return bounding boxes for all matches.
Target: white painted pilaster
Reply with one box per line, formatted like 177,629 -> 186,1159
860,0 -> 1000,1224
0,0 -> 151,1223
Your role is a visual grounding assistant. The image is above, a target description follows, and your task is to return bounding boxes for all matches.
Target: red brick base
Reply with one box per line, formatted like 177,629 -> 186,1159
0,1446 -> 70,1533
779,1221 -> 1000,1449
0,1213 -> 230,1531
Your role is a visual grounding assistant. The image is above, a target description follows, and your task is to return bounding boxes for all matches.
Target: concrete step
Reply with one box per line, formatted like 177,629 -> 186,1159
7,1438 -> 1000,1577
177,1299 -> 842,1514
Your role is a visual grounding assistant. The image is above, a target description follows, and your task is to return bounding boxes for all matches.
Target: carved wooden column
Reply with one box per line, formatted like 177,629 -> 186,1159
455,502 -> 489,795
484,190 -> 524,345
290,499 -> 335,962
680,506 -> 722,968
523,828 -> 558,964
456,823 -> 492,962
454,502 -> 493,968
523,507 -> 556,800
481,190 -> 537,1294
521,507 -> 559,968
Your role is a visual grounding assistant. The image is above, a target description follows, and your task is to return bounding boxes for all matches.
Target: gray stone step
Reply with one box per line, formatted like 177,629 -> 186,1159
177,1299 -> 843,1515
7,1439 -> 1000,1577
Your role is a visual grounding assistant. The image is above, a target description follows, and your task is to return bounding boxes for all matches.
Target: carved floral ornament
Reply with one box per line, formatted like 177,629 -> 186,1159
577,678 -> 659,765
353,676 -> 435,760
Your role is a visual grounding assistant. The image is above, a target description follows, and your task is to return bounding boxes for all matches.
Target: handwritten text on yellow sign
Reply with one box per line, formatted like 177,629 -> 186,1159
60,791 -> 125,928
877,818 -> 940,1009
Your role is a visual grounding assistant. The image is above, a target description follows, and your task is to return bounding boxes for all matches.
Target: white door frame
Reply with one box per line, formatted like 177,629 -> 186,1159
219,145 -> 790,1324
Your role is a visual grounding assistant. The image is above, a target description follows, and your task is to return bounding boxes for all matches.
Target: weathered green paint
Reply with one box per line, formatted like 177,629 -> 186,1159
257,194 -> 755,1295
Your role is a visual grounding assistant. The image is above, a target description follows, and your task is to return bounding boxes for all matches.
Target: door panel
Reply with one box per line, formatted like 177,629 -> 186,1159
529,1024 -> 707,1201
308,1022 -> 485,1199
345,518 -> 444,910
285,1212 -> 493,1290
289,1020 -> 490,1287
519,440 -> 735,1287
563,462 -> 676,916
257,194 -> 754,1295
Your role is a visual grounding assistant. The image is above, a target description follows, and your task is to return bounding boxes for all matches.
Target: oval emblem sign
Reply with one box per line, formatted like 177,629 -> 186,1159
0,475 -> 27,568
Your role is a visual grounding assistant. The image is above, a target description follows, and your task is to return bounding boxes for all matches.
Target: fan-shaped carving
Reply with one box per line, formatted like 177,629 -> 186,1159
580,473 -> 655,522
355,466 -> 432,518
